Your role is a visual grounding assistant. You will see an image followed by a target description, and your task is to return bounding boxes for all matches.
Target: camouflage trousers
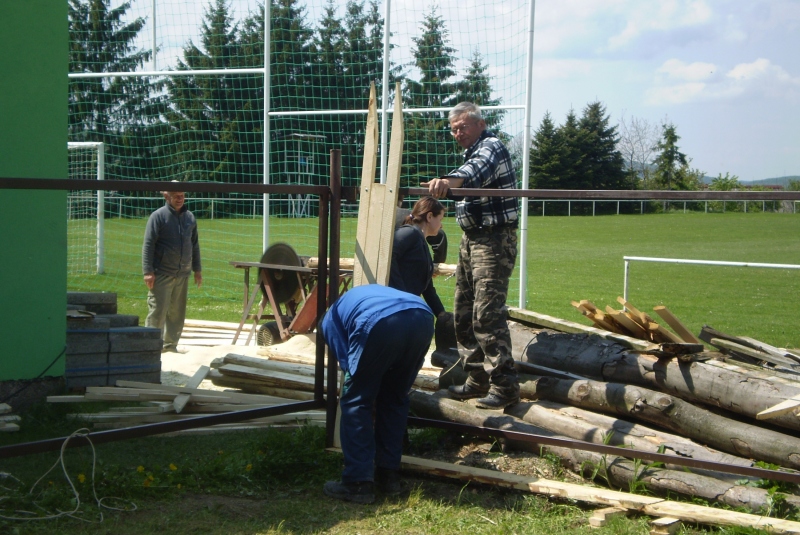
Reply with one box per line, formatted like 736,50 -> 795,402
454,225 -> 518,394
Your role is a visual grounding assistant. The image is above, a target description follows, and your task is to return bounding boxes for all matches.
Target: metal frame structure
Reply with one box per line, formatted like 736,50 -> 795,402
3,171 -> 800,486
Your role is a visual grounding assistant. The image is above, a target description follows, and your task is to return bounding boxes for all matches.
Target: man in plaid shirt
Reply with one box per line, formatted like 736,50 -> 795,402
424,102 -> 520,409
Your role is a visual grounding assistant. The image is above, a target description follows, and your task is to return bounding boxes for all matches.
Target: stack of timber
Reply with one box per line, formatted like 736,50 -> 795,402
47,365 -> 325,431
570,297 -> 700,345
180,319 -> 241,347
66,292 -> 160,389
0,403 -> 20,432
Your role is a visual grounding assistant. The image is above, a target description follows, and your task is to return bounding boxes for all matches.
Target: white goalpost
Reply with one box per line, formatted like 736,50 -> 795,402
67,141 -> 105,274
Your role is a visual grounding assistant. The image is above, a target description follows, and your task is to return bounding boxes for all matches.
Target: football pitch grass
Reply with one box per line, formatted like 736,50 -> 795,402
68,211 -> 800,349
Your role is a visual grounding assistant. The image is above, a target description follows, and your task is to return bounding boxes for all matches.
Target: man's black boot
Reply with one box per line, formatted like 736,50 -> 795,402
375,467 -> 405,496
476,368 -> 520,409
448,370 -> 490,400
475,389 -> 520,410
323,480 -> 375,504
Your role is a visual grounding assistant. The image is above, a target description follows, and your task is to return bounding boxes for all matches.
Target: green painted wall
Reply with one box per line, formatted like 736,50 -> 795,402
0,1 -> 67,379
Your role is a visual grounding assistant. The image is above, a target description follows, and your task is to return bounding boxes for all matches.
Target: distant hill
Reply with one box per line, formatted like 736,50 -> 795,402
739,176 -> 800,188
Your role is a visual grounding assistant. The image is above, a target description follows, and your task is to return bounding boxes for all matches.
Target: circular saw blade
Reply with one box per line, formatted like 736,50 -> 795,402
260,243 -> 301,304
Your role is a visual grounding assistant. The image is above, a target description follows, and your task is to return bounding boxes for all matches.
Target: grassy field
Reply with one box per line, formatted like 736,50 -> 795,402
0,416 -> 777,535
69,211 -> 800,348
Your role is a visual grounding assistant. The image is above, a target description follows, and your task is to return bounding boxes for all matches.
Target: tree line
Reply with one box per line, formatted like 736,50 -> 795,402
69,0 -> 759,218
68,0 -> 503,215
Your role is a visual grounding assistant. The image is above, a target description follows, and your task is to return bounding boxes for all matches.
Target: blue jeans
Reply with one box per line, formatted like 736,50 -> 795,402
339,308 -> 434,483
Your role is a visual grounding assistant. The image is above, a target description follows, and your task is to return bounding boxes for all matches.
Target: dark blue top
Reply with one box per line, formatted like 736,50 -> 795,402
389,225 -> 445,316
320,284 -> 433,375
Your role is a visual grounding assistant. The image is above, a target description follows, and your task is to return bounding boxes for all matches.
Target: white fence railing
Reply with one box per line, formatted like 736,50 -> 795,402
623,256 -> 800,302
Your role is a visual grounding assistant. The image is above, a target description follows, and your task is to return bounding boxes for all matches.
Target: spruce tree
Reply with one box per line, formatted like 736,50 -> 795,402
68,0 -> 165,181
403,7 -> 459,185
653,123 -> 688,190
577,101 -> 626,190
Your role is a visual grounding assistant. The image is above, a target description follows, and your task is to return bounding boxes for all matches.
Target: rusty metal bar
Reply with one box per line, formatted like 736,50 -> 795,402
325,150 -> 343,448
0,400 -> 324,459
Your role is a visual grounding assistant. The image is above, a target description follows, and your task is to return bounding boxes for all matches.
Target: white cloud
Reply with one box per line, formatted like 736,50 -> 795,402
646,57 -> 800,105
657,59 -> 717,81
606,0 -> 713,50
532,59 -> 593,80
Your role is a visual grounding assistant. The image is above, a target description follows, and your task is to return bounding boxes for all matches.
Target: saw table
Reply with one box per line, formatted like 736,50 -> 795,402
229,259 -> 352,346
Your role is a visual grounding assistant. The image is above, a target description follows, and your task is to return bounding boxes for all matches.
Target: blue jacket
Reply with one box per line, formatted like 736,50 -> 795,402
142,203 -> 201,278
320,284 -> 433,375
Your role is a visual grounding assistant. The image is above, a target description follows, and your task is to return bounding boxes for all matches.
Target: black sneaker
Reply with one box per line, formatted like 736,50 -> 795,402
323,480 -> 375,504
475,391 -> 519,410
448,382 -> 489,400
375,467 -> 404,496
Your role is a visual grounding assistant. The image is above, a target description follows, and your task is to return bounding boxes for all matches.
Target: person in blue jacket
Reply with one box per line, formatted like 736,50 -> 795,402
320,284 -> 434,504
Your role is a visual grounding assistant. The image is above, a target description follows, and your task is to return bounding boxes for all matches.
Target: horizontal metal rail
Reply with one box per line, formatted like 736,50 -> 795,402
623,256 -> 800,301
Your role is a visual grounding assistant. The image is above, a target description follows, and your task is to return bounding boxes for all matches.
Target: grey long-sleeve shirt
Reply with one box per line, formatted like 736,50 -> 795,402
142,203 -> 201,278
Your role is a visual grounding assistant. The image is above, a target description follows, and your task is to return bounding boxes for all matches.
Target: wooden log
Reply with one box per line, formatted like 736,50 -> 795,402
506,399 -> 757,481
522,331 -> 800,433
114,379 -> 291,405
508,308 -> 656,351
407,392 -> 800,515
520,374 -> 800,470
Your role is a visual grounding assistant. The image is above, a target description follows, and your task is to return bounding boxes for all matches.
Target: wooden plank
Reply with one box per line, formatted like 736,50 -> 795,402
173,365 -> 209,414
0,403 -> 11,414
739,337 -> 800,365
217,364 -> 317,392
710,338 -> 799,368
650,517 -> 681,535
374,82 -> 403,286
605,306 -> 649,339
352,82 -> 379,286
508,307 -> 656,351
114,380 -> 289,404
222,354 -> 326,380
588,507 -> 627,528
646,321 -> 684,344
208,371 -> 316,400
616,297 -> 652,328
652,306 -> 701,344
396,455 -> 800,534
756,395 -> 800,420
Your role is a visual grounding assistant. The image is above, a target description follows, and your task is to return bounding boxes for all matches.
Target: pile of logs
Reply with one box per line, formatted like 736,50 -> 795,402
46,303 -> 800,531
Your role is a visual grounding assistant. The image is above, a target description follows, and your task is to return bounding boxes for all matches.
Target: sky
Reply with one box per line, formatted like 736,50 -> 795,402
126,0 -> 799,182
525,0 -> 800,181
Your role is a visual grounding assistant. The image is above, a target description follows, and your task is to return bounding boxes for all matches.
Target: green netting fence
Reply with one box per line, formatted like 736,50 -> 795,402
67,0 -> 533,320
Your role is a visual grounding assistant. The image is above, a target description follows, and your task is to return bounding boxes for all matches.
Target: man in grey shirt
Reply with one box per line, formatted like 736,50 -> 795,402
142,188 -> 202,352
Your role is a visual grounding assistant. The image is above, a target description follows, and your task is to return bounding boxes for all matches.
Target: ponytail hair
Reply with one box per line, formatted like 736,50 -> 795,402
405,196 -> 445,225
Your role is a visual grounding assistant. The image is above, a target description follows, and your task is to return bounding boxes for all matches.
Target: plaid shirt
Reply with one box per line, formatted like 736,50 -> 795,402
448,130 -> 519,231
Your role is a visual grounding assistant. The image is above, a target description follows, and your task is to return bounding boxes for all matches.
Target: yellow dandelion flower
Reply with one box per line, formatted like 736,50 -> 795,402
245,464 -> 252,471
177,483 -> 182,489
137,465 -> 145,473
147,474 -> 155,481
169,463 -> 177,471
77,474 -> 86,483
218,450 -> 224,455
143,479 -> 151,488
